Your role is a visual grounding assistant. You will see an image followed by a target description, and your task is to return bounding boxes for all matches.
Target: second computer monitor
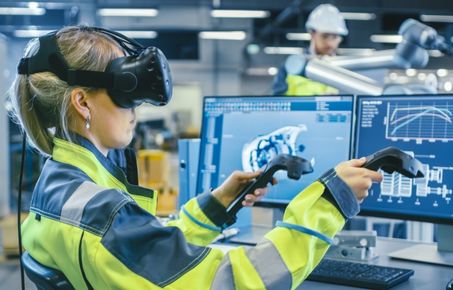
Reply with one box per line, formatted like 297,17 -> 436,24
197,95 -> 353,204
355,94 -> 453,224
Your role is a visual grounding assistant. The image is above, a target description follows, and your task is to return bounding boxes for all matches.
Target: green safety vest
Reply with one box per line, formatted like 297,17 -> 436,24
285,75 -> 339,96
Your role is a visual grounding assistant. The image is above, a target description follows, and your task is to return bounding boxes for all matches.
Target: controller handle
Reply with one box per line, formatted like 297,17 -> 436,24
224,154 -> 313,227
362,146 -> 425,178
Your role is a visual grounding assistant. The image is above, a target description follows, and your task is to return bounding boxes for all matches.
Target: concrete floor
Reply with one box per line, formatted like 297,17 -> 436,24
0,229 -> 36,290
0,257 -> 36,290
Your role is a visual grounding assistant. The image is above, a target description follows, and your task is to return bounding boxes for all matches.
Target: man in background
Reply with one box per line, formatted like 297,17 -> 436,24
273,4 -> 348,96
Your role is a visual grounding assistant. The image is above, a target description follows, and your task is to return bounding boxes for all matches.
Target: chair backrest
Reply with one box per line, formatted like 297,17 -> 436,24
21,252 -> 74,290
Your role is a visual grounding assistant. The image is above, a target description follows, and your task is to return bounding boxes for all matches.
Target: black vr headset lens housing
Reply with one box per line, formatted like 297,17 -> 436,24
17,27 -> 173,109
108,46 -> 172,108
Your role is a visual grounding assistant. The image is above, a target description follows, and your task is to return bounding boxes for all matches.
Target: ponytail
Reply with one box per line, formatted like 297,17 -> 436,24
9,26 -> 122,156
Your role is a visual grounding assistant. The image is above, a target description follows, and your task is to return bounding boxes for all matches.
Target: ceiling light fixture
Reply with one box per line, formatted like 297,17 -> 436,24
199,31 -> 246,40
97,8 -> 158,17
211,9 -> 270,18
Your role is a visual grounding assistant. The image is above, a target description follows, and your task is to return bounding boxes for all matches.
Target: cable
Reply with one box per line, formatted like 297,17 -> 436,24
17,134 -> 26,290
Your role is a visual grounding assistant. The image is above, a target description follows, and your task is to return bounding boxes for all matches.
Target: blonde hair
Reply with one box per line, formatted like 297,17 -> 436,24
9,26 -> 122,156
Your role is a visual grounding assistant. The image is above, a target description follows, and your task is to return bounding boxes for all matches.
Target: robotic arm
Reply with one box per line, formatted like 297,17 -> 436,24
285,19 -> 453,95
399,19 -> 453,56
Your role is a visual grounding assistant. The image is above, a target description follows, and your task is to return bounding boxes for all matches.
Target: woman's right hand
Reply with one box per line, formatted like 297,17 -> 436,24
335,157 -> 383,203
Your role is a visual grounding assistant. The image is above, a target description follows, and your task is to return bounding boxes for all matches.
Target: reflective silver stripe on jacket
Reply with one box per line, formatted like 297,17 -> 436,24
60,181 -> 107,226
210,239 -> 292,290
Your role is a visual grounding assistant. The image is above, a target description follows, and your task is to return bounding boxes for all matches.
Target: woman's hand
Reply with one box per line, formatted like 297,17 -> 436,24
211,170 -> 274,208
335,157 -> 383,203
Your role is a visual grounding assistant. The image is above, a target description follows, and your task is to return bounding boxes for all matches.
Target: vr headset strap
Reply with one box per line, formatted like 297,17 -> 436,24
17,32 -> 68,79
66,70 -> 114,88
18,32 -> 114,88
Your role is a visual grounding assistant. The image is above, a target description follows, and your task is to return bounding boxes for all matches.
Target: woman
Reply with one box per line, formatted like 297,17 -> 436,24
11,26 -> 382,289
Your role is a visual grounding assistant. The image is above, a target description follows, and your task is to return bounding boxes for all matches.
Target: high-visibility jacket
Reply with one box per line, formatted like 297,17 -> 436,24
22,135 -> 359,289
272,58 -> 338,96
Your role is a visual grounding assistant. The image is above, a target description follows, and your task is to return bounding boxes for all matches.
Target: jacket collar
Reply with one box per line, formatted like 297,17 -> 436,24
52,135 -> 154,200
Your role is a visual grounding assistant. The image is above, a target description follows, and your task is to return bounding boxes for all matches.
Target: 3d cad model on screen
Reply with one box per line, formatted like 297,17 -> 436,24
197,96 -> 353,203
241,125 -> 313,172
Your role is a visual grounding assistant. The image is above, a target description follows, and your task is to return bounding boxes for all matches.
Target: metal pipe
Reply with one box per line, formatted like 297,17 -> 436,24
326,44 -> 428,70
325,50 -> 396,70
304,58 -> 383,95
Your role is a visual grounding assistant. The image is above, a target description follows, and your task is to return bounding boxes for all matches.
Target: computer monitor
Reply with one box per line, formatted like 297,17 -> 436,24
196,95 -> 354,206
355,94 -> 453,266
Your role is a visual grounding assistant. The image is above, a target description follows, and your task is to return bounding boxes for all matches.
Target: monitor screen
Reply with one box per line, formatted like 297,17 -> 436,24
355,94 -> 453,224
197,96 -> 353,204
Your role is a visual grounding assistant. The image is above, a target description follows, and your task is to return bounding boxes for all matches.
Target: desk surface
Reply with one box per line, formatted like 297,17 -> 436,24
213,237 -> 453,289
301,237 -> 453,290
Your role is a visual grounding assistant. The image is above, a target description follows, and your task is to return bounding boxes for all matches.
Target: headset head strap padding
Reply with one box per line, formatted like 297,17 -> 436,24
18,32 -> 69,81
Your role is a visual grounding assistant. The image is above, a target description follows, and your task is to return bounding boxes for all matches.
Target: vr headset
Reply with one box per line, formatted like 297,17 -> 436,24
17,26 -> 172,108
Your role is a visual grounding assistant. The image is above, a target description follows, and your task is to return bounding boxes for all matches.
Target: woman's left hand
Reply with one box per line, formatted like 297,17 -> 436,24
211,170 -> 275,208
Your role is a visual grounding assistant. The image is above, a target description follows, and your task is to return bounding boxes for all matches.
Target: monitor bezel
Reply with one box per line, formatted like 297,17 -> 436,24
196,94 -> 355,207
354,93 -> 453,226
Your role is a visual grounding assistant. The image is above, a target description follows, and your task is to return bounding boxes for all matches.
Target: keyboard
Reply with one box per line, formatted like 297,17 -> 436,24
307,259 -> 414,289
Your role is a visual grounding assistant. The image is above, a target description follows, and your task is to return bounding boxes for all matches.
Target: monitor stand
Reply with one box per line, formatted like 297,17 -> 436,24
388,224 -> 453,267
227,207 -> 284,246
228,224 -> 273,246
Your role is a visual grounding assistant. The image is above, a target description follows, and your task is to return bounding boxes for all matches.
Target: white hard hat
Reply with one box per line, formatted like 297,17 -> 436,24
305,4 -> 348,36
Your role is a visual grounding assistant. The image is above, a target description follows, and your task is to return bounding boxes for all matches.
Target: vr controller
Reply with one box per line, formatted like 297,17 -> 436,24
362,146 -> 425,178
224,147 -> 424,227
224,154 -> 314,226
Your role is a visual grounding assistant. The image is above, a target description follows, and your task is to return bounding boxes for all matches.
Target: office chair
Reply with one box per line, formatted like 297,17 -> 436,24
21,252 -> 74,290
